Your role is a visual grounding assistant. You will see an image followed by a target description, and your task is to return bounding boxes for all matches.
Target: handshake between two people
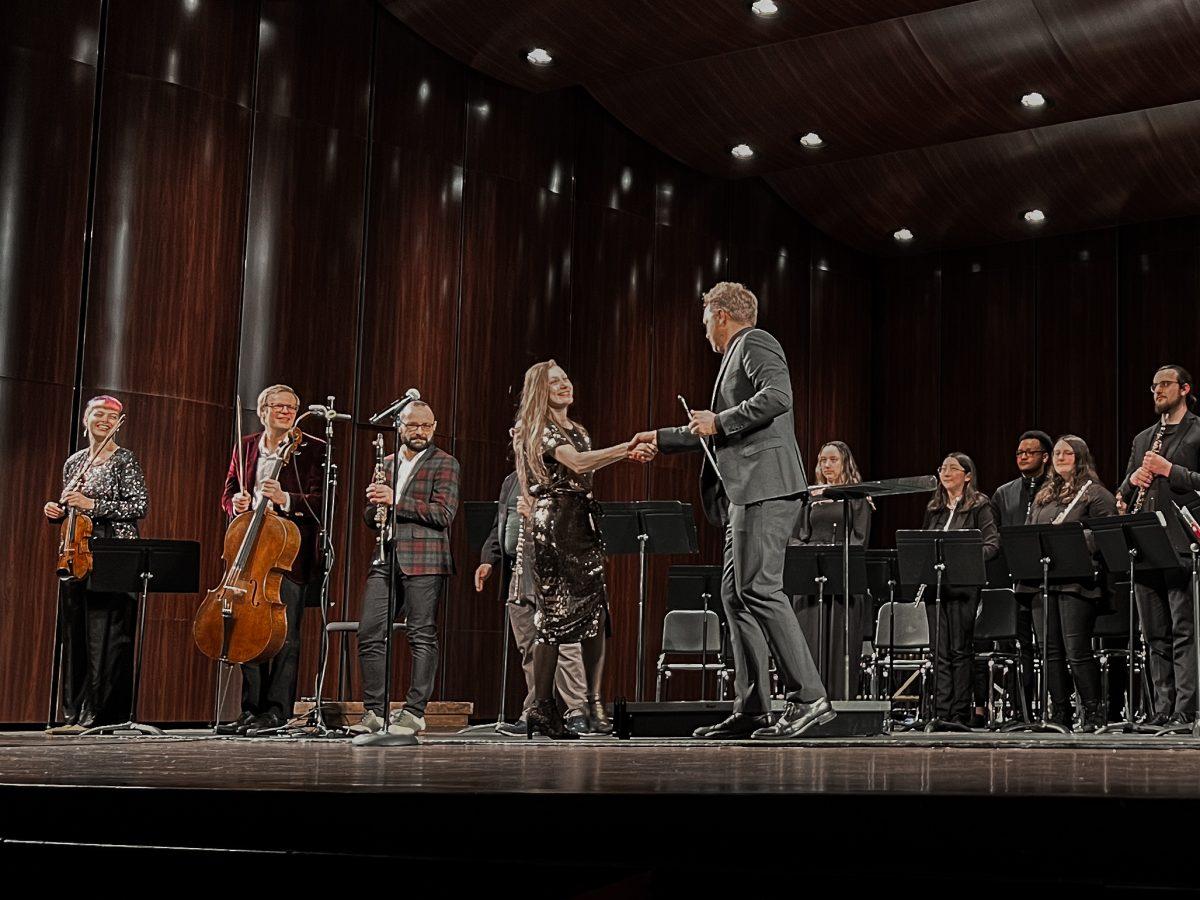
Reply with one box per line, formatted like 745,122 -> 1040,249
625,409 -> 719,463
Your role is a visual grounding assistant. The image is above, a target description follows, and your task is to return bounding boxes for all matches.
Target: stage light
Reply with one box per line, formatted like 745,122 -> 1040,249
1020,92 -> 1047,109
1024,208 -> 1046,224
751,0 -> 779,16
730,143 -> 754,160
526,48 -> 553,66
893,228 -> 914,243
799,132 -> 824,149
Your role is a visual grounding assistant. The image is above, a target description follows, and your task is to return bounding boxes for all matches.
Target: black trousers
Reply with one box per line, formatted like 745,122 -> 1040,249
240,577 -> 306,718
358,565 -> 444,718
1135,569 -> 1196,717
60,583 -> 134,726
925,588 -> 979,721
1032,590 -> 1101,708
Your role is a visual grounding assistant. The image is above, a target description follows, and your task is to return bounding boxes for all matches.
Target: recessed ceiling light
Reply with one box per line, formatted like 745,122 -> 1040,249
526,48 -> 553,66
751,0 -> 780,16
1024,208 -> 1046,224
893,228 -> 914,243
730,143 -> 754,160
799,132 -> 824,149
1020,91 -> 1047,109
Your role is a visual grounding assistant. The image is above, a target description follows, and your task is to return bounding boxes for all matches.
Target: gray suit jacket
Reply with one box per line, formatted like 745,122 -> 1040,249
657,327 -> 807,525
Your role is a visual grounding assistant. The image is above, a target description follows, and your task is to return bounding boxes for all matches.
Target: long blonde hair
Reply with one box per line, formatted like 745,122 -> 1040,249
513,360 -> 557,496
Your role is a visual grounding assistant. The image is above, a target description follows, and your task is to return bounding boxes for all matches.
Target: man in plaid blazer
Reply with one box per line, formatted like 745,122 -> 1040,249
354,400 -> 461,736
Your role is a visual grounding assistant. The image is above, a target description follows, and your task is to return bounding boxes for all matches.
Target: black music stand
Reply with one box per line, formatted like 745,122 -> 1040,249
665,565 -> 723,700
600,501 -> 699,701
1089,512 -> 1179,734
896,529 -> 985,732
865,549 -> 901,728
784,544 -> 867,698
1000,523 -> 1097,734
80,539 -> 200,737
459,499 -> 514,735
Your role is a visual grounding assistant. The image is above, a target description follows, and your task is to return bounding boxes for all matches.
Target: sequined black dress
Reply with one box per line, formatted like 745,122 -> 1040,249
56,447 -> 149,726
516,421 -> 609,644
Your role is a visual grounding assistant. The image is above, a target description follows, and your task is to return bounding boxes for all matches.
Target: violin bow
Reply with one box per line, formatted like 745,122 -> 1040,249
235,395 -> 246,498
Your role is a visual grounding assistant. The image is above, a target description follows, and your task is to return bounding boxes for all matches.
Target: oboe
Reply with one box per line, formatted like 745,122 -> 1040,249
372,434 -> 390,565
1052,479 -> 1093,525
1131,415 -> 1168,514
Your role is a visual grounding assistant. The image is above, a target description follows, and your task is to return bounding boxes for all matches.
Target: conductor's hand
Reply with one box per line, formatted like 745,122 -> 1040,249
474,563 -> 493,592
687,410 -> 718,437
44,501 -> 66,521
366,483 -> 394,506
1142,451 -> 1172,478
1130,466 -> 1154,490
232,491 -> 252,515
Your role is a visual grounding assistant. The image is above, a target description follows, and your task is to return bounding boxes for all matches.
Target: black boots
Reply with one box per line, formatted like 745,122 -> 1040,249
586,697 -> 612,735
526,699 -> 578,740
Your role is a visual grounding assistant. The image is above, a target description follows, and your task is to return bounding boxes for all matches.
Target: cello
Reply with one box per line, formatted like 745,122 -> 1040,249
56,414 -> 126,582
193,426 -> 302,664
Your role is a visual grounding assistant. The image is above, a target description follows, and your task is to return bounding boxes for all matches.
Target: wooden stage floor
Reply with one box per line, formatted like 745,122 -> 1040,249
4,729 -> 1200,893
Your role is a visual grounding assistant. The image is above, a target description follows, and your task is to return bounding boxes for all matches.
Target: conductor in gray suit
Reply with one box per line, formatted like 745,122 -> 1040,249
633,282 -> 835,739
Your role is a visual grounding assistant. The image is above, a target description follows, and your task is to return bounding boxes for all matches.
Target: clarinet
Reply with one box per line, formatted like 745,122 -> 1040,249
1052,479 -> 1093,525
371,434 -> 390,565
1131,416 -> 1168,514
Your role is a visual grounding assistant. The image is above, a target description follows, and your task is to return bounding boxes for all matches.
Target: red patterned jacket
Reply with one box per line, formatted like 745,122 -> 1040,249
364,445 -> 460,576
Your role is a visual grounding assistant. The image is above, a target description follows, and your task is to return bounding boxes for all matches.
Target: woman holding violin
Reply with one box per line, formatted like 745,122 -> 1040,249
213,384 -> 323,735
43,395 -> 148,734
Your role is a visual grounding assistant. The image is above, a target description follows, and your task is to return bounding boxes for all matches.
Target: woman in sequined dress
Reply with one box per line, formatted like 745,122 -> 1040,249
512,360 -> 652,738
43,395 -> 149,733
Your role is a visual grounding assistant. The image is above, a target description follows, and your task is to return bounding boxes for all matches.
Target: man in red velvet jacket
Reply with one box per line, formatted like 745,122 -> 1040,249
217,384 -> 323,735
351,400 -> 460,737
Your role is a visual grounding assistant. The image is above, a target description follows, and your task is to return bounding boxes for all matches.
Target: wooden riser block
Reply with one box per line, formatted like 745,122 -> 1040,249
294,700 -> 473,733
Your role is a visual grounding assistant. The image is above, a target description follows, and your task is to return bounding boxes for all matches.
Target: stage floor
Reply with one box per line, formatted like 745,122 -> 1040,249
5,729 -> 1200,893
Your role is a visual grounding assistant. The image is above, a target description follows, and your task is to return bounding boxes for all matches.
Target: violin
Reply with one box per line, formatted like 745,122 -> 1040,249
56,414 -> 126,582
193,426 -> 302,665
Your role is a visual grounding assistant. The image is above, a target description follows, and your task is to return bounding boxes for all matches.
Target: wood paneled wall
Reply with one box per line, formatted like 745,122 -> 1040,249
0,1 -> 866,722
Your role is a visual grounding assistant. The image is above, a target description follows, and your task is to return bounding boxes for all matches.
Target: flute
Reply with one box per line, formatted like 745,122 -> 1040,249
1052,479 -> 1093,525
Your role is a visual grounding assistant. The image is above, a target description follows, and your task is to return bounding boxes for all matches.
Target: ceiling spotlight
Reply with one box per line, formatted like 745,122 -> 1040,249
751,0 -> 780,16
1020,91 -> 1047,109
799,132 -> 824,149
730,143 -> 754,160
1024,208 -> 1046,224
893,228 -> 914,243
526,48 -> 553,66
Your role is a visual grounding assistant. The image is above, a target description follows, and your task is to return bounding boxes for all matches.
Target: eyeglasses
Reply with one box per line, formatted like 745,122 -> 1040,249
938,465 -> 965,474
403,423 -> 436,432
267,403 -> 299,413
1015,449 -> 1046,457
1152,380 -> 1181,393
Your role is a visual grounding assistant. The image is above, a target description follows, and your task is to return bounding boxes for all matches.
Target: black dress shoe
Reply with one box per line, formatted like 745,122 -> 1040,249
245,711 -> 286,736
1142,711 -> 1171,728
563,711 -> 591,736
694,712 -> 769,739
215,711 -> 255,736
752,698 -> 837,739
1164,711 -> 1194,728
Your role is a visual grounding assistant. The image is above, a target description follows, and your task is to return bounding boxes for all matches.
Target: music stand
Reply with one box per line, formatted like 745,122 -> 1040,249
784,544 -> 867,698
896,529 -> 986,732
665,565 -> 723,699
1001,523 -> 1098,734
80,539 -> 200,737
458,500 -> 514,735
865,549 -> 900,728
600,501 -> 699,701
1088,512 -> 1179,734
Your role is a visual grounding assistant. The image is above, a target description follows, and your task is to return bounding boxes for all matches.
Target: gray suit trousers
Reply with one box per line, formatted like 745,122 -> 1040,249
724,497 -> 826,713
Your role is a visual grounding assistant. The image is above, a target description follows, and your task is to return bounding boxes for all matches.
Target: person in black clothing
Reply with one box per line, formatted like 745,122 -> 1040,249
1028,436 -> 1117,732
1119,364 -> 1200,727
921,452 -> 1000,726
790,441 -> 871,699
986,429 -> 1052,718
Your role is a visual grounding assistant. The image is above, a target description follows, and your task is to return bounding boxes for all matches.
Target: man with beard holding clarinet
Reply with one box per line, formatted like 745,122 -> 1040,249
1121,364 -> 1200,728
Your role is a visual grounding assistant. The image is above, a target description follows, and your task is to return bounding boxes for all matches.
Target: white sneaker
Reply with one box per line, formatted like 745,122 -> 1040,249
387,709 -> 425,735
349,709 -> 385,735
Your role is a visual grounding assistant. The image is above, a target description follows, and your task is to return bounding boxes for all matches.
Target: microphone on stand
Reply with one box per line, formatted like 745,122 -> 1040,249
308,404 -> 352,421
369,389 -> 421,425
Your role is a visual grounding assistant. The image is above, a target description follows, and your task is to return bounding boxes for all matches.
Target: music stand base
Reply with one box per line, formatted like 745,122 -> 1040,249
352,731 -> 418,748
457,722 -> 510,735
80,720 -> 164,737
923,717 -> 971,733
1096,720 -> 1159,735
1153,722 -> 1200,737
1000,718 -> 1072,735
